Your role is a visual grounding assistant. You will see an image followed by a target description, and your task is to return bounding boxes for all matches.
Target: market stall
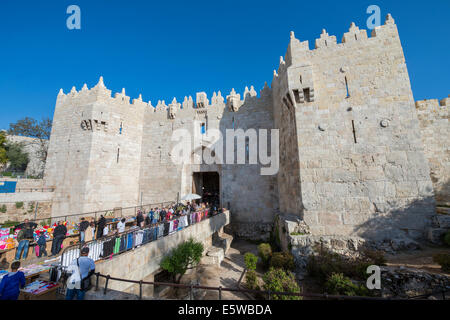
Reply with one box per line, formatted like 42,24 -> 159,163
19,280 -> 60,300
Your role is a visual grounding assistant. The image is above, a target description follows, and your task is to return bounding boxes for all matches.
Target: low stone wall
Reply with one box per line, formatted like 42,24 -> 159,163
93,210 -> 230,296
0,201 -> 52,224
0,192 -> 53,203
381,266 -> 450,298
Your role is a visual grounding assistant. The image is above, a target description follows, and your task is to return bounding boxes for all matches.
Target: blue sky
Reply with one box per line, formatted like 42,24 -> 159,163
0,0 -> 449,130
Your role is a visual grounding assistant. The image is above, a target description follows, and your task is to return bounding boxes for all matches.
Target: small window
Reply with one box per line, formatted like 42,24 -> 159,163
303,88 -> 310,102
345,77 -> 350,98
117,148 -> 120,163
232,117 -> 235,129
119,122 -> 123,134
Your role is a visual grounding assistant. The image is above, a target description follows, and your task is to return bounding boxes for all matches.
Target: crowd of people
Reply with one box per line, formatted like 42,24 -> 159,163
0,200 -> 220,300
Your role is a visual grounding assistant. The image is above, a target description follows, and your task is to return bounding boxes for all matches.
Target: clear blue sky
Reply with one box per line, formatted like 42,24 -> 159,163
0,0 -> 449,130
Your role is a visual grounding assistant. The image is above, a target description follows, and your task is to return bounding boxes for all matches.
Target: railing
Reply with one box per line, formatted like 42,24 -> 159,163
87,272 -> 392,300
14,187 -> 55,193
60,207 -> 222,267
9,200 -> 176,226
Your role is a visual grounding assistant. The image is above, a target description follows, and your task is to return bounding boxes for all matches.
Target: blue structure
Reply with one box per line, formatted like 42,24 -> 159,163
0,181 -> 17,193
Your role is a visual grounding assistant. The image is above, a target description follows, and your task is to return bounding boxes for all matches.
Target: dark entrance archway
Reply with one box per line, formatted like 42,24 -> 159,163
192,171 -> 220,208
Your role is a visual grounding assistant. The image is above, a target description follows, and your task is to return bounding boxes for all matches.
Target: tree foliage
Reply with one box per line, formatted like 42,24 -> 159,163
5,142 -> 29,172
0,132 -> 7,167
160,238 -> 204,283
8,117 -> 51,163
262,267 -> 301,300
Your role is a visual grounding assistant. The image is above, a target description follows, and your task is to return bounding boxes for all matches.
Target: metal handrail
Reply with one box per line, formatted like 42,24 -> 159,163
59,207 -> 220,267
92,272 -> 394,301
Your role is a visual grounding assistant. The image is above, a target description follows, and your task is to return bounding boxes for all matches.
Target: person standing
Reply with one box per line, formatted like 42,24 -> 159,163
36,231 -> 47,258
84,222 -> 94,242
78,218 -> 90,244
117,218 -> 126,233
96,215 -> 106,240
66,247 -> 95,300
136,210 -> 144,228
0,261 -> 26,300
51,221 -> 67,256
14,219 -> 37,260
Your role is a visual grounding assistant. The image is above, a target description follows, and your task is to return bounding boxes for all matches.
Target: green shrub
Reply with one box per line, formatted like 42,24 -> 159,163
262,267 -> 301,300
2,172 -> 12,177
15,202 -> 23,209
270,252 -> 295,271
258,243 -> 272,268
0,205 -> 6,213
245,270 -> 259,290
244,252 -> 258,271
444,231 -> 450,247
325,273 -> 369,296
160,238 -> 204,283
433,253 -> 450,272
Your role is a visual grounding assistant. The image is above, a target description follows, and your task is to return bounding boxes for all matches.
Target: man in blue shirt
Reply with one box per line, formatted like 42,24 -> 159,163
66,247 -> 95,300
0,261 -> 26,300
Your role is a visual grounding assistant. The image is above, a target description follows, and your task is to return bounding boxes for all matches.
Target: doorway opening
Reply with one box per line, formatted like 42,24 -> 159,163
192,172 -> 220,208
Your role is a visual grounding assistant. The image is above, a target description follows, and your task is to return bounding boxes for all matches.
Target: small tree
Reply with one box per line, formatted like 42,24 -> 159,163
0,132 -> 7,169
5,142 -> 29,172
160,238 -> 204,283
8,117 -> 51,166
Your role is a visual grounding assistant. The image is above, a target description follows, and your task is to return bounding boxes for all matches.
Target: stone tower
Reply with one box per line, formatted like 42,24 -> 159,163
272,14 -> 436,241
44,77 -> 146,217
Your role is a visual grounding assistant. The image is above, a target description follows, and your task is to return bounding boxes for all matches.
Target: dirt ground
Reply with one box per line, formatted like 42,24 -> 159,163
384,245 -> 450,275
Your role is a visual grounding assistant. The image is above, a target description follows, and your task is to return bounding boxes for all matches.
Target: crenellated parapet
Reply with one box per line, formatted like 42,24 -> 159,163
56,76 -> 148,110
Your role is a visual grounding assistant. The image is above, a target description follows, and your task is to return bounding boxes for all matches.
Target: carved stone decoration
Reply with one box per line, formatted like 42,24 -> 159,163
380,119 -> 390,128
168,98 -> 180,119
226,88 -> 241,112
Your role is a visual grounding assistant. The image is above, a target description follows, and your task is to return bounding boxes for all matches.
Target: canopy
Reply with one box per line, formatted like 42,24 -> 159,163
180,193 -> 202,201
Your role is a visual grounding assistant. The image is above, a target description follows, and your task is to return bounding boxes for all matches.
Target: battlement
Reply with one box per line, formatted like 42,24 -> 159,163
274,13 -> 399,77
57,76 -> 271,119
415,95 -> 450,110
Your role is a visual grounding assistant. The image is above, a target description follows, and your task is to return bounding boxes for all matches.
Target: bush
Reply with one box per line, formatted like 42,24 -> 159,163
244,252 -> 258,271
258,243 -> 272,268
444,231 -> 450,247
262,267 -> 301,300
270,252 -> 295,271
433,253 -> 450,272
15,202 -> 24,209
160,238 -> 204,283
245,270 -> 259,290
0,220 -> 19,229
0,205 -> 6,213
325,273 -> 370,296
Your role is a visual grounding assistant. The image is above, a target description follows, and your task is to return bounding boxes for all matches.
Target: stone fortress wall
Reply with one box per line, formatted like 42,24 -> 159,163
43,14 -> 448,242
272,14 -> 443,242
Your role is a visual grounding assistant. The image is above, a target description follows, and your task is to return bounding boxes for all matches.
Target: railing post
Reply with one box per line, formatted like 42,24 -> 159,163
95,273 -> 99,291
268,290 -> 271,300
104,275 -> 110,295
139,280 -> 143,300
190,285 -> 194,300
219,286 -> 222,300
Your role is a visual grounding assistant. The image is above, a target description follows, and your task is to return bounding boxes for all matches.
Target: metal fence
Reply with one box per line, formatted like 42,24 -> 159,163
60,207 -> 220,267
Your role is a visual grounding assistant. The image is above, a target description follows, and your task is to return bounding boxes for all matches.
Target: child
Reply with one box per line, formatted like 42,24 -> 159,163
36,232 -> 48,258
103,224 -> 109,237
0,261 -> 26,300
